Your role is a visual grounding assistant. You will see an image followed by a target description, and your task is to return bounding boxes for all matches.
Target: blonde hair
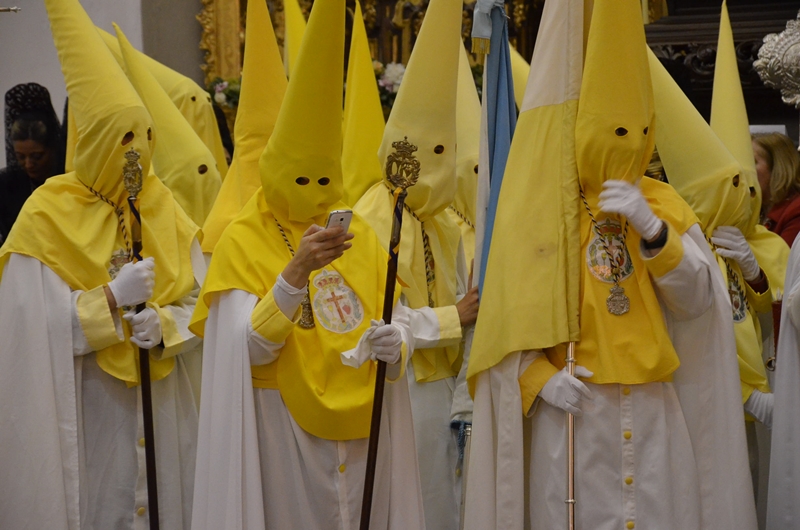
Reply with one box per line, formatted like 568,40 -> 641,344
753,132 -> 800,207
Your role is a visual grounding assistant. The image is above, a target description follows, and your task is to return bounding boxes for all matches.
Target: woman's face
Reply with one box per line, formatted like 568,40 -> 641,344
13,139 -> 54,183
753,141 -> 772,205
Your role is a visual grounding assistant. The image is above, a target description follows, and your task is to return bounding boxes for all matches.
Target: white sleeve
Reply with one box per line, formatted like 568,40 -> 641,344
273,274 -> 308,319
649,225 -> 714,321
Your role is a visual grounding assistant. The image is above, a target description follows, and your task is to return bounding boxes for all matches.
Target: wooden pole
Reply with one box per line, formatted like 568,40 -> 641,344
128,185 -> 160,530
359,187 -> 406,530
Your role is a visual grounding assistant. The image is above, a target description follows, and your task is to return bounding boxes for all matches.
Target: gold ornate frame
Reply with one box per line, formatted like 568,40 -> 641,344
197,0 -> 244,86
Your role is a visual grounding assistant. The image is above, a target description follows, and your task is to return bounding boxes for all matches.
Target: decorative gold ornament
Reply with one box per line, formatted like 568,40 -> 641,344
123,148 -> 143,200
754,11 -> 800,109
385,137 -> 421,190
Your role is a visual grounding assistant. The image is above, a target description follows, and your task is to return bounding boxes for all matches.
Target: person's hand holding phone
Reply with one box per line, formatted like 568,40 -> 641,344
282,219 -> 354,289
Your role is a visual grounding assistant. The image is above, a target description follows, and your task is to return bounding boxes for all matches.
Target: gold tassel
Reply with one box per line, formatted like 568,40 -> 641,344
471,37 -> 491,56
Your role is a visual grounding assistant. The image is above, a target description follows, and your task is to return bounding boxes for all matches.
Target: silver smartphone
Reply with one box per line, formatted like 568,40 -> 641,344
325,209 -> 353,233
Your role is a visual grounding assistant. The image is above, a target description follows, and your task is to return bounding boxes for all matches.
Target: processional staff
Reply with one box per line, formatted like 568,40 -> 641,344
123,148 -> 161,530
359,137 -> 420,530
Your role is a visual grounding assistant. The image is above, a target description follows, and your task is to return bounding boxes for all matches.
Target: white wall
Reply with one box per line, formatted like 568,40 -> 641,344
0,1 -> 143,164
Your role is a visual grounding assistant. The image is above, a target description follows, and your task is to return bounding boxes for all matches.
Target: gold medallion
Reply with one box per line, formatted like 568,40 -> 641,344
298,291 -> 316,329
607,285 -> 630,316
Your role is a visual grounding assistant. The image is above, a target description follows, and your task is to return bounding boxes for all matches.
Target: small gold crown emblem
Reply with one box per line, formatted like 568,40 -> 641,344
385,137 -> 421,190
123,148 -> 143,199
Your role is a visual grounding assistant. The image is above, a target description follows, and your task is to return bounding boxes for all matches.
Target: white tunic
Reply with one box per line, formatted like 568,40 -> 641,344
0,244 -> 205,530
767,234 -> 800,529
403,241 -> 472,530
191,289 -> 426,530
464,225 -> 757,530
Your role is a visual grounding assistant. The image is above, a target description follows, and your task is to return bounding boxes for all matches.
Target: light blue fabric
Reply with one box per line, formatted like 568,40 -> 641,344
478,8 -> 517,293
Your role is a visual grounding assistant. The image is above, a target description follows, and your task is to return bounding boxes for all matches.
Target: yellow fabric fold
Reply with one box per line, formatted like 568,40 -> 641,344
357,188 -> 463,382
251,289 -> 298,344
467,0 -> 584,380
342,0 -> 385,207
77,285 -> 123,352
283,0 -> 307,77
201,0 -> 287,252
450,43 -> 481,264
519,355 -> 560,414
356,0 -> 463,383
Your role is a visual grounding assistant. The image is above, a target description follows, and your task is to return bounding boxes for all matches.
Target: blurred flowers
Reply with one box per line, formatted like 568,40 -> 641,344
206,77 -> 240,108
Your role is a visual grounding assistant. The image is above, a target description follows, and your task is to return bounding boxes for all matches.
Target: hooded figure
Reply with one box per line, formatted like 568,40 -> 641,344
355,0 -> 476,528
96,27 -> 229,180
200,0 -> 287,254
0,0 -> 205,528
649,49 -> 776,502
188,0 -> 425,528
116,25 -> 222,227
464,0 -> 757,528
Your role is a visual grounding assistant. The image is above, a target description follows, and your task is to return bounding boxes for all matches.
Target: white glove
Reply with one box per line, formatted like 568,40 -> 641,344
368,319 -> 403,364
598,180 -> 664,241
539,365 -> 595,416
108,257 -> 155,307
123,307 -> 162,349
711,226 -> 761,282
744,390 -> 773,429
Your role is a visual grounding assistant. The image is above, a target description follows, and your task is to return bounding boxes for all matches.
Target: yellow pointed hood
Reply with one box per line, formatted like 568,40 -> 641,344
711,0 -> 789,295
98,26 -> 229,179
451,42 -> 481,261
711,0 -> 760,229
201,0 -> 287,252
648,48 -> 750,237
259,0 -> 345,228
378,0 -> 461,221
116,24 -> 222,227
342,0 -> 385,207
47,0 -> 153,201
283,0 -> 307,77
576,0 -> 655,204
509,44 -> 530,110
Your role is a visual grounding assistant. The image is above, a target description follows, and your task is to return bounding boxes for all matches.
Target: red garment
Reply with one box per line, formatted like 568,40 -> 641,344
766,194 -> 800,246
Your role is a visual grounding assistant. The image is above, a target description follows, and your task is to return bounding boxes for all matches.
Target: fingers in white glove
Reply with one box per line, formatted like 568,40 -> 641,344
123,307 -> 162,349
108,257 -> 156,308
711,227 -> 761,282
539,365 -> 594,417
597,180 -> 663,241
368,319 -> 403,364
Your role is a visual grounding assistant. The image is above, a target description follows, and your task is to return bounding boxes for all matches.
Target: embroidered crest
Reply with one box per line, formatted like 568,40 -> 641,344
586,218 -> 634,283
108,249 -> 130,280
729,276 -> 748,323
311,270 -> 364,334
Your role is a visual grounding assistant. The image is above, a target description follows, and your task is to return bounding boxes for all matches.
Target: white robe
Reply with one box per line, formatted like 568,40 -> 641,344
191,289 -> 426,530
464,225 -> 757,530
767,233 -> 800,529
403,240 -> 472,530
0,243 -> 205,530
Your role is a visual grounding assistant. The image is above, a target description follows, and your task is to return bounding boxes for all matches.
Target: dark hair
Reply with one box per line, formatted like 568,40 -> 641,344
10,115 -> 53,147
